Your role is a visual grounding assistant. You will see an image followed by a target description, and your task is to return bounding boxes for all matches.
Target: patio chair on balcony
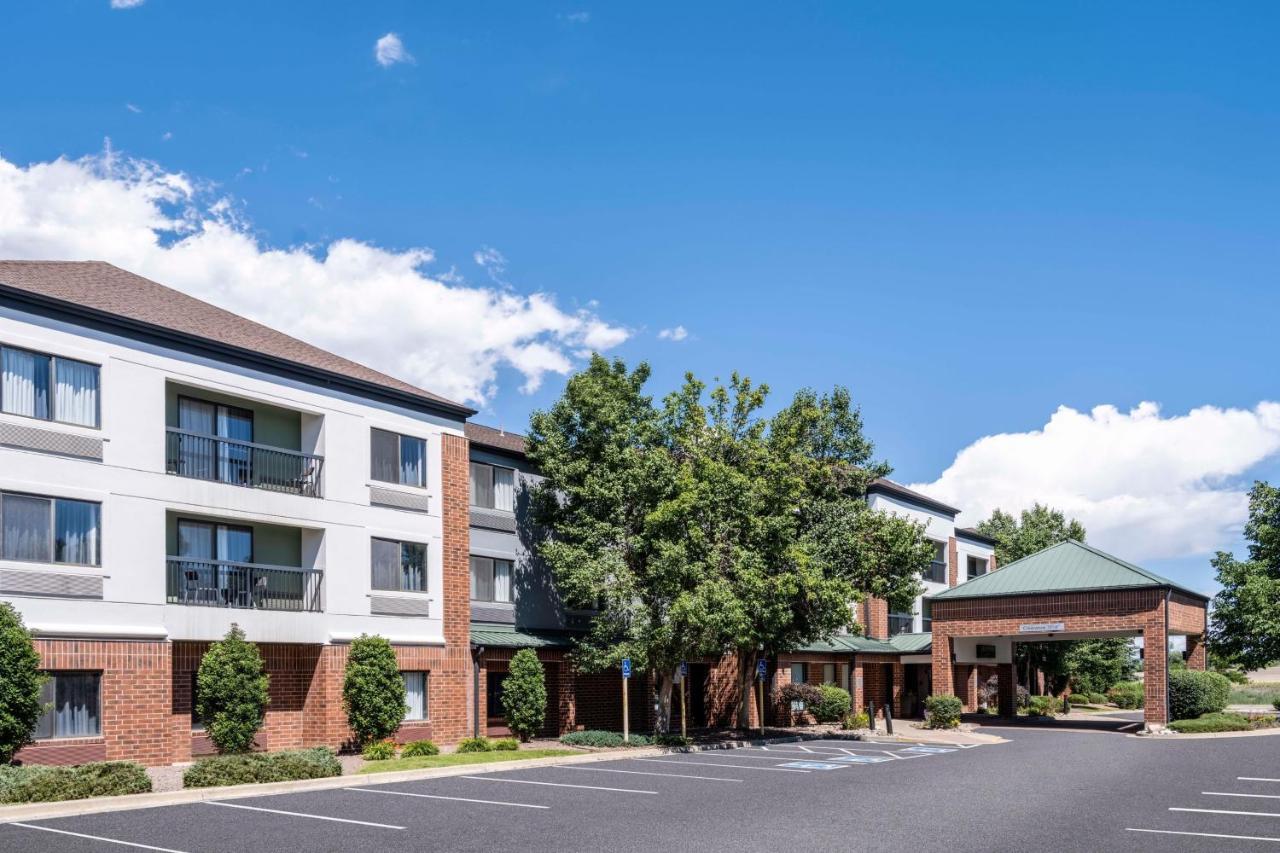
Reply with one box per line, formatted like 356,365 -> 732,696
182,570 -> 220,605
251,575 -> 269,608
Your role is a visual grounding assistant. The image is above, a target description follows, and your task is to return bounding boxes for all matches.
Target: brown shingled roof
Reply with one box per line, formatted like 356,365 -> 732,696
0,261 -> 472,415
465,422 -> 528,456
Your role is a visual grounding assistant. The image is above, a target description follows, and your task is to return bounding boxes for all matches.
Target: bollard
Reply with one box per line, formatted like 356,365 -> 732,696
867,701 -> 876,733
883,702 -> 894,735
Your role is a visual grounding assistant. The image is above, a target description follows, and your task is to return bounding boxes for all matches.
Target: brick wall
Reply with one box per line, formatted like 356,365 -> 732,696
862,598 -> 889,640
947,536 -> 959,587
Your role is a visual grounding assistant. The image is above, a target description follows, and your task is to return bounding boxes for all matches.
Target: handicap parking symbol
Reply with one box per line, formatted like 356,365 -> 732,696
832,754 -> 893,764
901,746 -> 956,754
778,761 -> 847,770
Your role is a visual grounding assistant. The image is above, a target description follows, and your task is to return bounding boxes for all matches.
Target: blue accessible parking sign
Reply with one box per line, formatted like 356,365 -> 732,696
622,658 -> 632,678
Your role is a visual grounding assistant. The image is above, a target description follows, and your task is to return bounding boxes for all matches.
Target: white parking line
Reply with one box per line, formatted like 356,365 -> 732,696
1242,778 -> 1280,783
561,766 -> 743,782
1170,807 -> 1280,818
1204,791 -> 1280,800
348,786 -> 549,809
205,800 -> 405,828
634,758 -> 810,773
459,776 -> 657,794
11,823 -> 191,853
1128,828 -> 1280,843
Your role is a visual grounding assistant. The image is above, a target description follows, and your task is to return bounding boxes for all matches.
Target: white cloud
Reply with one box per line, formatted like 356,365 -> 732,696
111,0 -> 145,8
909,401 -> 1280,562
560,11 -> 591,24
0,150 -> 628,405
657,325 -> 688,342
160,131 -> 172,141
375,33 -> 414,67
125,103 -> 142,114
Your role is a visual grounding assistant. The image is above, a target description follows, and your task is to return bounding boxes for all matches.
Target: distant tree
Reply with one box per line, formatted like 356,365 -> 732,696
0,603 -> 44,764
343,634 -> 406,747
501,649 -> 548,742
196,624 -> 270,753
1210,482 -> 1280,671
977,504 -> 1087,566
1064,638 -> 1135,694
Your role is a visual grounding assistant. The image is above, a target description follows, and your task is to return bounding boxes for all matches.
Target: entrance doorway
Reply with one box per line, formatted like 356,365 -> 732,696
902,664 -> 931,718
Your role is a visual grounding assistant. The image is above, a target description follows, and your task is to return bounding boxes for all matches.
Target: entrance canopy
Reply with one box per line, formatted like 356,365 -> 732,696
928,540 -> 1209,728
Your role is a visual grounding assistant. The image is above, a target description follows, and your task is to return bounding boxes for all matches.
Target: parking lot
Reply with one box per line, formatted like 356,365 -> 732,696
1,731 -> 1277,852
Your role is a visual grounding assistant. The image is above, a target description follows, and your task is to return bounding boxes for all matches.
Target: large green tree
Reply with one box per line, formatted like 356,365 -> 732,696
1210,481 -> 1280,671
977,504 -> 1086,565
196,624 -> 270,753
0,603 -> 44,764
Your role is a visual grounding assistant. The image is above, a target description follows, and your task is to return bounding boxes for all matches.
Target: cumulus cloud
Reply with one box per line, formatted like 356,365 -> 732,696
0,150 -> 628,405
657,325 -> 688,342
560,11 -> 591,24
111,0 -> 145,8
375,33 -> 414,67
909,401 -> 1280,562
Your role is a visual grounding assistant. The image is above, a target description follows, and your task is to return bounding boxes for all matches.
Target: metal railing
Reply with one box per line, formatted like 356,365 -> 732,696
166,557 -> 323,612
888,613 -> 914,636
923,560 -> 947,584
166,429 -> 324,497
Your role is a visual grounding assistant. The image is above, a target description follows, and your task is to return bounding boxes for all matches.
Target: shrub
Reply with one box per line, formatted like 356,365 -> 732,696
1025,695 -> 1060,716
1089,692 -> 1108,705
361,740 -> 397,761
0,602 -> 44,764
493,738 -> 520,751
1107,682 -> 1144,710
400,739 -> 439,757
778,681 -> 823,709
502,650 -> 548,742
0,761 -> 151,804
924,694 -> 963,729
1016,685 -> 1030,708
1168,670 -> 1231,721
654,734 -> 690,747
343,635 -> 406,748
196,624 -> 270,753
842,711 -> 870,730
1274,698 -> 1280,712
456,736 -> 493,753
559,730 -> 653,748
810,685 -> 852,723
1168,712 -> 1251,734
183,748 -> 341,788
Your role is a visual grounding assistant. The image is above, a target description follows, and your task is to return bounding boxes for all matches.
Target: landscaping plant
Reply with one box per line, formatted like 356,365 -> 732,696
559,730 -> 653,747
493,737 -> 520,751
196,624 -> 270,753
500,649 -> 548,742
1107,681 -> 1144,710
809,684 -> 852,723
1025,695 -> 1060,716
0,761 -> 151,804
1168,712 -> 1251,734
400,739 -> 439,757
342,634 -> 406,748
361,739 -> 397,761
924,694 -> 963,729
779,681 -> 823,711
841,711 -> 870,730
183,748 -> 341,788
0,602 -> 44,765
1168,669 -> 1231,720
456,736 -> 493,753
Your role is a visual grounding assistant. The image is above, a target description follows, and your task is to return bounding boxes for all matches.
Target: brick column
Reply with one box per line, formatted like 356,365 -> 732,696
959,665 -> 978,711
863,597 -> 889,640
890,659 -> 905,717
558,659 -> 577,733
947,537 -> 959,587
1143,602 -> 1169,727
931,634 -> 954,698
852,658 -> 866,714
1184,635 -> 1206,671
996,663 -> 1016,716
440,432 -> 474,742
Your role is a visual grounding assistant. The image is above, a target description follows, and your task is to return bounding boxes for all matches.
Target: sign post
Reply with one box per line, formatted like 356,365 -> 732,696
621,658 -> 632,744
679,661 -> 688,740
756,658 -> 767,735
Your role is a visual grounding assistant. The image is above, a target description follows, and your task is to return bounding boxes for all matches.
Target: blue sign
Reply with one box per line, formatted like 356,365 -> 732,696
756,659 -> 767,680
679,661 -> 688,677
621,658 -> 632,679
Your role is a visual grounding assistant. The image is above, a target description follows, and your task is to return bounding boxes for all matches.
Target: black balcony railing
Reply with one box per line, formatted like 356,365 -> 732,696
888,613 -> 914,636
166,429 -> 324,497
166,557 -> 323,612
923,560 -> 947,584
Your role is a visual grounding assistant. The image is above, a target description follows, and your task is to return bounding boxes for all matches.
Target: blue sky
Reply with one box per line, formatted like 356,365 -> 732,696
2,2 -> 1278,592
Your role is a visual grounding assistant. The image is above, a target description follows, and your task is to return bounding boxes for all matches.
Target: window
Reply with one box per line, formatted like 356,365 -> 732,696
402,672 -> 427,721
469,555 -> 513,603
174,396 -> 254,485
924,541 -> 947,583
1,345 -> 100,428
840,663 -> 850,693
790,662 -> 807,684
486,670 -> 508,718
976,644 -> 997,660
33,672 -> 101,739
888,613 -> 914,636
967,555 -> 988,580
1,492 -> 101,566
822,663 -> 836,685
371,429 -> 426,488
372,538 -> 427,592
469,462 -> 515,511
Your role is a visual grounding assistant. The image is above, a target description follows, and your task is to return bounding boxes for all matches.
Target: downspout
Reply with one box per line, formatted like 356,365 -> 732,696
472,645 -> 485,738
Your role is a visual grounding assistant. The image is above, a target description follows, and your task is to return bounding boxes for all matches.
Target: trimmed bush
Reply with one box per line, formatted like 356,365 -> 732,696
1025,695 -> 1060,716
183,748 -> 341,788
0,603 -> 43,765
361,740 -> 396,761
654,734 -> 690,747
559,730 -> 653,748
810,685 -> 852,723
0,761 -> 151,804
343,635 -> 406,748
196,624 -> 270,753
924,694 -> 963,729
1168,669 -> 1231,721
493,738 -> 520,751
778,681 -> 823,709
1107,681 -> 1144,710
1089,692 -> 1108,705
400,739 -> 439,757
1168,712 -> 1251,734
501,650 -> 548,742
456,736 -> 493,753
841,711 -> 870,730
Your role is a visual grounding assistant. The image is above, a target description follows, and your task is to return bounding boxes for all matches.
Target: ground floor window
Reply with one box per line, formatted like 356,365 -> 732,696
840,663 -> 850,693
822,663 -> 836,684
486,670 -> 509,718
790,662 -> 807,684
34,672 -> 101,739
402,671 -> 428,721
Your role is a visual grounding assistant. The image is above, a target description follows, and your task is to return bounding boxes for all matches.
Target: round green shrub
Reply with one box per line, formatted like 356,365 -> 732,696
1107,681 -> 1144,710
1168,669 -> 1231,720
456,736 -> 493,753
501,650 -> 548,742
361,740 -> 397,761
0,602 -> 43,765
1089,692 -> 1108,705
400,739 -> 439,757
1025,695 -> 1060,716
343,635 -> 406,748
493,737 -> 520,751
924,694 -> 963,729
778,682 -> 823,709
810,685 -> 852,723
196,624 -> 270,753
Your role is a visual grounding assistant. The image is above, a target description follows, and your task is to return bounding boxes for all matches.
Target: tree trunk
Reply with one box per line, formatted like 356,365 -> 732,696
653,671 -> 674,734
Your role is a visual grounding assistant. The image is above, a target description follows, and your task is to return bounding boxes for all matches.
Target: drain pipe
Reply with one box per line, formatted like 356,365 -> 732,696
472,645 -> 485,738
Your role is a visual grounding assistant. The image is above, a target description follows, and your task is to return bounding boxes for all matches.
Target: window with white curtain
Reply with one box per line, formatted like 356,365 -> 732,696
402,672 -> 427,721
822,663 -> 836,685
840,663 -> 850,693
1,345 -> 99,427
790,662 -> 807,684
469,555 -> 513,603
371,429 -> 426,488
469,462 -> 515,511
371,538 -> 427,592
33,672 -> 101,739
1,492 -> 100,566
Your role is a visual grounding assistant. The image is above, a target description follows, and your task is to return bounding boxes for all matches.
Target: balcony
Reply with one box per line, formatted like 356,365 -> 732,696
166,557 -> 322,612
888,613 -> 914,636
166,429 -> 324,497
923,560 -> 947,584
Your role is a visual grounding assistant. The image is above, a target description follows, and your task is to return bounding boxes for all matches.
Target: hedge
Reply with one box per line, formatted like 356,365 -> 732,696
0,761 -> 151,804
1025,695 -> 1060,716
924,694 -> 963,729
1168,670 -> 1231,721
559,730 -> 653,748
1107,682 -> 1144,710
1168,712 -> 1251,734
183,748 -> 341,788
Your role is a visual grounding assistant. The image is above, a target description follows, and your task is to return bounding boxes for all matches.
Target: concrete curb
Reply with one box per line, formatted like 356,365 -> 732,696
1130,726 -> 1280,740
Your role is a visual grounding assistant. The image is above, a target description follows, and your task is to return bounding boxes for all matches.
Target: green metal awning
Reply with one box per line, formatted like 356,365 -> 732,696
470,624 -> 576,649
797,635 -> 898,654
887,633 -> 933,654
930,540 -> 1208,602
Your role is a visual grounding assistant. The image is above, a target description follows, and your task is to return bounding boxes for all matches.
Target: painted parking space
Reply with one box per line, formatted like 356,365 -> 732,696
1125,774 -> 1280,848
